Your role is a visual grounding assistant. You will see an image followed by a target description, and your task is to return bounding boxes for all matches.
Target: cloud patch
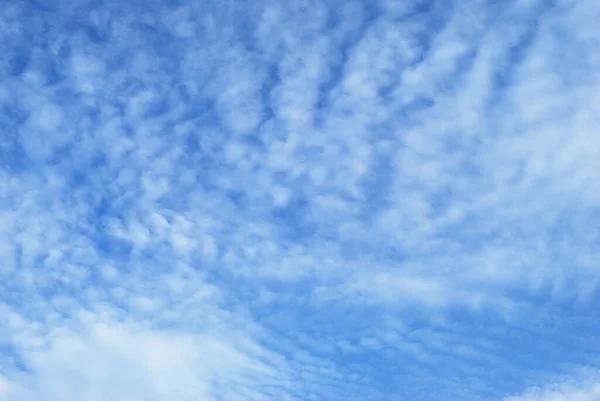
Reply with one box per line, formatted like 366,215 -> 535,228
1,0 -> 600,400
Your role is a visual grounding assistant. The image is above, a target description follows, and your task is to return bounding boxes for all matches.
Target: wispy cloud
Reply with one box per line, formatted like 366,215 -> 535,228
1,0 -> 600,399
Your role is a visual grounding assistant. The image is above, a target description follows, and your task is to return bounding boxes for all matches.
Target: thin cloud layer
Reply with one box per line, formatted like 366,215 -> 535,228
1,0 -> 599,400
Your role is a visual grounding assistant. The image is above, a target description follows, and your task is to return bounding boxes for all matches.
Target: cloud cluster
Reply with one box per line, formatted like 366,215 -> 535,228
1,0 -> 600,399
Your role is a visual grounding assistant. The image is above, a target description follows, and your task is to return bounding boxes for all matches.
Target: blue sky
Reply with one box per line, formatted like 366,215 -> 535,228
1,0 -> 600,399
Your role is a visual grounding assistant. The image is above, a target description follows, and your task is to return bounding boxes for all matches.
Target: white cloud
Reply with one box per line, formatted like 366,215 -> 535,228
505,373 -> 600,401
2,0 -> 600,400
0,320 -> 283,401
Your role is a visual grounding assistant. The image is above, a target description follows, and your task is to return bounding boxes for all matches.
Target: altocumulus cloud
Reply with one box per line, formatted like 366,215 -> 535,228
1,0 -> 600,400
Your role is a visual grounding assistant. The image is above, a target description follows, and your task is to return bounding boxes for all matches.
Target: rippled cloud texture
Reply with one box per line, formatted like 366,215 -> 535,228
1,0 -> 600,400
